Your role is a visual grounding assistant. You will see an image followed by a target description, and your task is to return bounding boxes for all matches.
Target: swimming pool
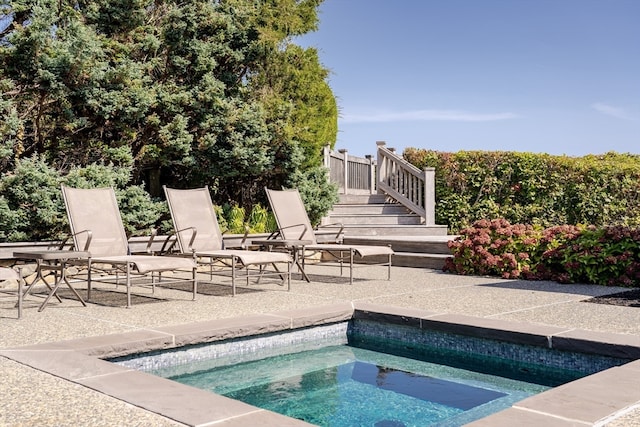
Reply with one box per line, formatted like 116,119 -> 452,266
113,319 -> 630,426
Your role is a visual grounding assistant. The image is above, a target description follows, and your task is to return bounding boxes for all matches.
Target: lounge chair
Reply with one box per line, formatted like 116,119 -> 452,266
61,185 -> 197,307
0,267 -> 23,319
265,188 -> 393,284
163,186 -> 292,295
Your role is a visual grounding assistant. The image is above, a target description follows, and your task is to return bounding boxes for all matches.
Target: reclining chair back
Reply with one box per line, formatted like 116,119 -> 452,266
265,188 -> 318,244
62,186 -> 129,257
164,186 -> 224,253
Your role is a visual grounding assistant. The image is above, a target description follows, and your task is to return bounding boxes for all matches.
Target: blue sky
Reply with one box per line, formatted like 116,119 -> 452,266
298,0 -> 640,158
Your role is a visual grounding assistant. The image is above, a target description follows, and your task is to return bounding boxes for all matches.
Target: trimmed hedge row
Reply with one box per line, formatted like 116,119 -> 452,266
444,218 -> 640,287
404,149 -> 640,234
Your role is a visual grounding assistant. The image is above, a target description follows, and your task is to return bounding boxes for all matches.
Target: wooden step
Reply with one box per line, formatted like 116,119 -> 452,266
325,192 -> 449,238
338,194 -> 388,204
344,235 -> 455,254
322,224 -> 449,237
355,252 -> 451,270
344,235 -> 455,270
329,204 -> 409,215
326,214 -> 423,226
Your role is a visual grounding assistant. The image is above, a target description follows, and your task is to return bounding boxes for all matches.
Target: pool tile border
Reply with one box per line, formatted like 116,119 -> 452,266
0,302 -> 638,427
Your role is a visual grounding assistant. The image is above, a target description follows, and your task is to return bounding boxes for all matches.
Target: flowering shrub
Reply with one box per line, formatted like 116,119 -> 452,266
444,218 -> 542,279
444,219 -> 640,287
542,226 -> 640,287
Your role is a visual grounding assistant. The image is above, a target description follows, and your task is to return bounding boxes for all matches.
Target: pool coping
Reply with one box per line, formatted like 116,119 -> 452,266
1,302 -> 639,427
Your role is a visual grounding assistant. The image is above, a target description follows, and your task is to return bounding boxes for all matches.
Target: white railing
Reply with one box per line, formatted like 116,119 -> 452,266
376,141 -> 435,225
323,145 -> 375,195
324,142 -> 436,225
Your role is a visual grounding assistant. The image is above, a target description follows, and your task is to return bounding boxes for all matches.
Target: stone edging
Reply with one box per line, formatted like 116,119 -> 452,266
0,302 -> 638,426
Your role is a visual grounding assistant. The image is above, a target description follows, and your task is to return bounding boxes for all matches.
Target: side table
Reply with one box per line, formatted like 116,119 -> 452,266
13,250 -> 90,312
251,239 -> 312,282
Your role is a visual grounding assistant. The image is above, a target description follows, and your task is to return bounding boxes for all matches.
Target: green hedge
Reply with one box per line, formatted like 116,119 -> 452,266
404,149 -> 640,234
445,218 -> 640,287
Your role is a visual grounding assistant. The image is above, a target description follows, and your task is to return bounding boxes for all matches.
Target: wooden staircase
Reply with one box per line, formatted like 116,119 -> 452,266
321,194 -> 454,269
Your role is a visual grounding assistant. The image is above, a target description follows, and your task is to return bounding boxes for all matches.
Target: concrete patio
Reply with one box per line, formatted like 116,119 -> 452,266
1,264 -> 639,426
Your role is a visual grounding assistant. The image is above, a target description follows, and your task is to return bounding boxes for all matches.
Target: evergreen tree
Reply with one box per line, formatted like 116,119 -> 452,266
0,0 -> 337,219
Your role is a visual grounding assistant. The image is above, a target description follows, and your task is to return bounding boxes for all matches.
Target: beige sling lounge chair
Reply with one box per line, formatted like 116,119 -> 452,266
0,267 -> 23,319
163,186 -> 292,295
61,185 -> 197,307
265,188 -> 393,284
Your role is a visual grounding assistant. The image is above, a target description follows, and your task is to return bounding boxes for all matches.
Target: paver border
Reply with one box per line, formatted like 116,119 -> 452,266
1,302 -> 638,426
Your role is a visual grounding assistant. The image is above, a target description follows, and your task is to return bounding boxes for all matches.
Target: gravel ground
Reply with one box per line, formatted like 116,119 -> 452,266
1,265 -> 638,426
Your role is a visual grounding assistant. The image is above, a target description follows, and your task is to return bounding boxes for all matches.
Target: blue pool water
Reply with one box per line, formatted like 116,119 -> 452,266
170,344 -> 547,426
113,321 -> 629,426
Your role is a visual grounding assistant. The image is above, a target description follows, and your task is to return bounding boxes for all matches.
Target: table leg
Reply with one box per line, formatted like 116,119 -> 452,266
22,260 -> 63,303
38,261 -> 86,312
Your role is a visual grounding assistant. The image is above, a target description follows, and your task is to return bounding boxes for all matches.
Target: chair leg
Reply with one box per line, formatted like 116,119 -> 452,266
126,262 -> 132,308
388,252 -> 392,280
87,259 -> 93,301
192,266 -> 197,300
287,261 -> 291,291
349,250 -> 354,285
231,257 -> 236,296
152,271 -> 159,294
17,267 -> 23,319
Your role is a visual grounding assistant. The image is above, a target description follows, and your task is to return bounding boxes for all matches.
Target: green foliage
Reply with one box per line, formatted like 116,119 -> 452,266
444,218 -> 543,279
0,156 -> 66,241
250,44 -> 337,169
404,149 -> 640,233
225,204 -> 246,234
1,0 -> 334,214
540,226 -> 640,287
213,205 -> 228,234
216,203 -> 276,235
0,155 -> 163,241
286,165 -> 339,226
246,204 -> 274,234
445,219 -> 640,287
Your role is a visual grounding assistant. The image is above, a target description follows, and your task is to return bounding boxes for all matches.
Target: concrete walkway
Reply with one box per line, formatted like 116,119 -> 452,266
1,265 -> 639,426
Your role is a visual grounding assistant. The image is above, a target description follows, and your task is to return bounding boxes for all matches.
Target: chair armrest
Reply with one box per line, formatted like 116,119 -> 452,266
58,229 -> 93,251
177,226 -> 197,253
266,230 -> 282,240
144,229 -> 158,254
266,223 -> 308,241
315,222 -> 344,243
223,226 -> 250,249
159,233 -> 178,254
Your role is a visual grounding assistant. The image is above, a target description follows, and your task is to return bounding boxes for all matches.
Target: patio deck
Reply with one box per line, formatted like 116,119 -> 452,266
1,264 -> 639,426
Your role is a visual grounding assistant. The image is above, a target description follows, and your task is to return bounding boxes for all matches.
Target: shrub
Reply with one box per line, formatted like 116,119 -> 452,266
0,155 -> 164,241
444,218 -> 543,279
539,226 -> 640,286
404,149 -> 640,233
216,203 -> 277,235
445,218 -> 640,287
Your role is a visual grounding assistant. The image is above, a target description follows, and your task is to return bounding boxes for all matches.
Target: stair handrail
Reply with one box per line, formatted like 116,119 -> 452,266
376,141 -> 436,225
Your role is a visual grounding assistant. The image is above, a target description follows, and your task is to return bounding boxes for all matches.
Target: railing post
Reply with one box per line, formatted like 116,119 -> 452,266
376,141 -> 386,194
424,167 -> 436,225
388,146 -> 397,193
322,144 -> 331,188
322,144 -> 331,169
365,154 -> 375,194
338,148 -> 348,195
